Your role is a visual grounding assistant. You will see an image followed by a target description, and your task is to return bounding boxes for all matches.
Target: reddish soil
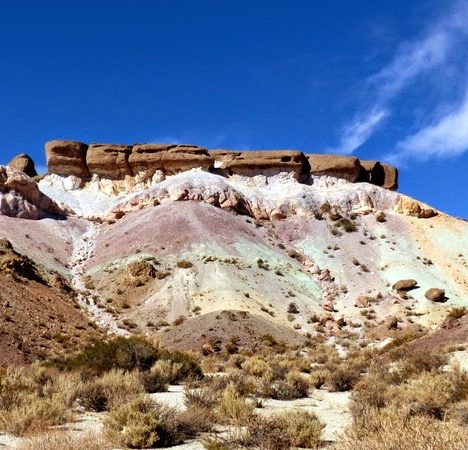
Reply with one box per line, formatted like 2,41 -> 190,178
158,309 -> 304,352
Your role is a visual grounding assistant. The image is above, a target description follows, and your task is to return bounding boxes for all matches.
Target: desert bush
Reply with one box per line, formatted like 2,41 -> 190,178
327,365 -> 361,392
258,370 -> 309,400
310,369 -> 329,388
185,385 -> 219,410
287,302 -> 299,314
49,336 -> 159,375
155,350 -> 203,383
334,404 -> 468,450
0,394 -> 71,436
241,356 -> 271,377
375,211 -> 386,222
336,218 -> 357,232
215,383 -> 255,426
240,411 -> 324,449
17,431 -> 112,450
79,369 -> 143,412
105,396 -> 200,448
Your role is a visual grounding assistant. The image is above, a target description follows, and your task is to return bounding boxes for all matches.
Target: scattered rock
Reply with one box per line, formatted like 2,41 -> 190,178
392,279 -> 418,291
425,288 -> 446,302
354,296 -> 371,308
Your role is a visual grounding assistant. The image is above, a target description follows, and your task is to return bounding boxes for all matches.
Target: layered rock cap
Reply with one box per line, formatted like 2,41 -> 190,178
44,140 -> 398,190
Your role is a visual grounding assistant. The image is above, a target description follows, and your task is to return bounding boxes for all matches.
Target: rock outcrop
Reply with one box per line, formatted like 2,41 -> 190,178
46,140 -> 89,178
44,140 -> 399,191
359,160 -> 398,190
210,150 -> 310,181
307,154 -> 361,182
131,144 -> 213,175
0,166 -> 68,219
8,153 -> 37,178
86,144 -> 133,179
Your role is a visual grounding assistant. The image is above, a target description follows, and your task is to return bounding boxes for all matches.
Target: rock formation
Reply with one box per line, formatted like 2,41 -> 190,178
0,166 -> 68,219
359,160 -> 398,190
308,154 -> 360,182
8,153 -> 37,178
44,140 -> 399,190
87,144 -> 133,179
46,140 -> 89,178
210,150 -> 310,181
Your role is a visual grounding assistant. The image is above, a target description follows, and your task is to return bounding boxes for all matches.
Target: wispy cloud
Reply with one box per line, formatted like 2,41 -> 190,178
329,1 -> 468,156
391,89 -> 468,162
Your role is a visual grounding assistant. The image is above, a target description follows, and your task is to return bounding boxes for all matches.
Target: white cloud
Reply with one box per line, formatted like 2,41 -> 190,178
328,108 -> 388,154
392,90 -> 468,162
329,1 -> 468,155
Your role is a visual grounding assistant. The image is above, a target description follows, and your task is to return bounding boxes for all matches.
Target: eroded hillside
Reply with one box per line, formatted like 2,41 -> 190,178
0,143 -> 466,360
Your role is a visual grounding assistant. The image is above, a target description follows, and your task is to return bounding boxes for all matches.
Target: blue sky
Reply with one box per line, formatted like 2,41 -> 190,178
1,0 -> 468,218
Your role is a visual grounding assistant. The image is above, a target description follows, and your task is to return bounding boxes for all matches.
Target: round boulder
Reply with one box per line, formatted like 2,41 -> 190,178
425,288 -> 446,302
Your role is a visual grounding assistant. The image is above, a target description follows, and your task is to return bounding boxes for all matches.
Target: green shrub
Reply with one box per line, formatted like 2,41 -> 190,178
48,337 -> 159,375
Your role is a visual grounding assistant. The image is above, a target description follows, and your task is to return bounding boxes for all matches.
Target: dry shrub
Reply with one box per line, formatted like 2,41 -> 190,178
0,395 -> 71,436
234,410 -> 324,450
241,356 -> 271,377
310,369 -> 329,389
105,396 -> 200,448
215,383 -> 255,426
0,366 -> 78,436
17,431 -> 112,450
333,405 -> 468,450
185,385 -> 219,410
258,370 -> 309,400
327,365 -> 361,392
79,369 -> 143,412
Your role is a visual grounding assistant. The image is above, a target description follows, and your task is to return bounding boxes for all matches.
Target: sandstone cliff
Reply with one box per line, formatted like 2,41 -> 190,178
44,140 -> 398,190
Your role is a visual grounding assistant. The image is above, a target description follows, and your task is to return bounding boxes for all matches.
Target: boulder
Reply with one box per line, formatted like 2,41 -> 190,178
425,288 -> 446,302
45,140 -> 89,178
8,153 -> 37,177
307,154 -> 360,182
0,166 -> 68,219
392,279 -> 418,291
211,150 -> 310,180
86,144 -> 133,179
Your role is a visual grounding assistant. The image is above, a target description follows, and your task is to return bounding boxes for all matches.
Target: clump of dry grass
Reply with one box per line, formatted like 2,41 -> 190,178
17,431 -> 113,450
79,369 -> 144,412
0,365 -> 80,436
105,396 -> 210,449
333,405 -> 468,450
204,410 -> 324,450
215,383 -> 255,426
